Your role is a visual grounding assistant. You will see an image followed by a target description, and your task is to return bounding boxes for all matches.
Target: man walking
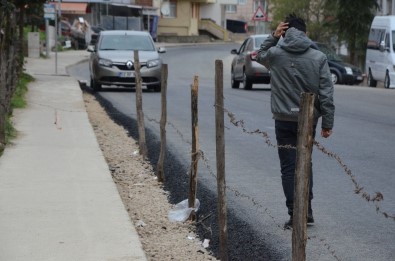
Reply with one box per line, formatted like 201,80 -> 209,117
256,13 -> 335,229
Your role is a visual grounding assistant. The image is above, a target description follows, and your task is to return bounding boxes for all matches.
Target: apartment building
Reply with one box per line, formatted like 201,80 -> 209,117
377,0 -> 395,15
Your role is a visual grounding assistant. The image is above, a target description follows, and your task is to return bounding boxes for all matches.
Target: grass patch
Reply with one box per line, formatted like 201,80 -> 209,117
3,72 -> 34,149
11,72 -> 33,109
5,115 -> 17,143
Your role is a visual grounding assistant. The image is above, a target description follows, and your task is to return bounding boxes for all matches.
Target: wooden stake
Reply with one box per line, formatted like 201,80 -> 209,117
215,60 -> 228,261
156,64 -> 168,182
292,92 -> 315,261
134,50 -> 147,158
188,76 -> 199,221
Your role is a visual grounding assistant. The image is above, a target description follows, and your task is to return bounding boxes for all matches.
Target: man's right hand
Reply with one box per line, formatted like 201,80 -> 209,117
273,22 -> 289,38
321,128 -> 332,138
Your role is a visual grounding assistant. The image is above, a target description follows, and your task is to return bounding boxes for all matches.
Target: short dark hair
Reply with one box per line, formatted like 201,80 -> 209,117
285,13 -> 306,33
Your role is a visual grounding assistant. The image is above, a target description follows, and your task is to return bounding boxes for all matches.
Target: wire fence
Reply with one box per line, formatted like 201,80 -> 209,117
29,65 -> 395,260
30,83 -> 395,260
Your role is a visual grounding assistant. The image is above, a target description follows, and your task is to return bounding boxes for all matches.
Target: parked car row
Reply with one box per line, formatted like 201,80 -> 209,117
230,34 -> 365,90
87,30 -> 365,93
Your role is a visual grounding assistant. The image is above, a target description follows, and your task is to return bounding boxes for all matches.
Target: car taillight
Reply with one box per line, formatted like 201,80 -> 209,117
250,51 -> 258,61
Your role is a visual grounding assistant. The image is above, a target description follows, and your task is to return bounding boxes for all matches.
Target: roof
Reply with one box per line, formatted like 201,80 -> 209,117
250,34 -> 270,38
49,2 -> 87,15
100,30 -> 150,36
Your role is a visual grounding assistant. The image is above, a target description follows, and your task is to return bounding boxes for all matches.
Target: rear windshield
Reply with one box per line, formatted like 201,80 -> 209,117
99,34 -> 155,51
254,37 -> 265,49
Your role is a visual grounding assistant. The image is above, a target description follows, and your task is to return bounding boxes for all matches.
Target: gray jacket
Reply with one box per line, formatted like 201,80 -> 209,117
256,28 -> 335,129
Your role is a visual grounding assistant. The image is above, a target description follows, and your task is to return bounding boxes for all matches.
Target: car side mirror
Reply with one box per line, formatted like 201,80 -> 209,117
87,45 -> 95,52
158,47 -> 166,53
379,40 -> 388,52
231,49 -> 238,55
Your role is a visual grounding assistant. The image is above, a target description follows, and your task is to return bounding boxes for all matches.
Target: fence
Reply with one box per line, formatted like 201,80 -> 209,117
0,2 -> 23,152
96,56 -> 395,260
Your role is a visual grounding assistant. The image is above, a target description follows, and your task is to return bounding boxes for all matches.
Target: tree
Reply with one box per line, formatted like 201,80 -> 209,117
269,0 -> 330,41
324,0 -> 379,67
0,0 -> 45,152
269,0 -> 379,69
13,0 -> 47,53
0,0 -> 18,152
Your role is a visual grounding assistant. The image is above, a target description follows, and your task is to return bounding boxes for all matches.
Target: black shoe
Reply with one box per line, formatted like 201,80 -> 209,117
284,215 -> 313,229
284,218 -> 293,229
307,214 -> 314,223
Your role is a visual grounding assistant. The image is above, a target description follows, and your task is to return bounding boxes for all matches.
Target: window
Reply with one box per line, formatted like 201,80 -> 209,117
225,5 -> 237,13
254,36 -> 265,49
238,0 -> 247,5
367,28 -> 385,50
161,0 -> 177,18
238,39 -> 248,53
100,35 -> 155,51
385,32 -> 390,50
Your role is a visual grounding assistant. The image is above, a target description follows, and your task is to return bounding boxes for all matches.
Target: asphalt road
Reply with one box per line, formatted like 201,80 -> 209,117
69,43 -> 395,260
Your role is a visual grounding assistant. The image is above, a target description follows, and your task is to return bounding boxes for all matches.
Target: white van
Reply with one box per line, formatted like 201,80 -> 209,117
366,16 -> 395,88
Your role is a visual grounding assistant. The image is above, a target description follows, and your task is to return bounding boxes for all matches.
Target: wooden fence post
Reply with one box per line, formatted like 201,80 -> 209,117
134,50 -> 147,159
292,92 -> 315,261
156,64 -> 168,182
215,60 -> 228,261
188,76 -> 199,221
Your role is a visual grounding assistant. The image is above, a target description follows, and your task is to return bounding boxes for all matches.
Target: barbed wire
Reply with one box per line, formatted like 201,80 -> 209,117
150,114 -> 341,260
30,97 -> 395,222
220,104 -> 394,221
29,95 -> 392,260
74,98 -> 342,259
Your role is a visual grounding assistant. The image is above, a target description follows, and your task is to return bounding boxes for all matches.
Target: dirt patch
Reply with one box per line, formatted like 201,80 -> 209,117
82,90 -> 218,261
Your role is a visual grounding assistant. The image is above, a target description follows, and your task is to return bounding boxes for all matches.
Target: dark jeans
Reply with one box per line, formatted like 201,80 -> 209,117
275,120 -> 315,217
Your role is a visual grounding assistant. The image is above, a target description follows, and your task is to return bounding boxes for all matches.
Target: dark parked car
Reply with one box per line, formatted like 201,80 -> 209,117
226,19 -> 248,33
87,30 -> 166,92
230,34 -> 270,90
60,20 -> 72,37
315,42 -> 364,85
89,26 -> 105,45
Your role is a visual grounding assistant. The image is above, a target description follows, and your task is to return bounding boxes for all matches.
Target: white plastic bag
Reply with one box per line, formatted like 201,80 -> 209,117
168,199 -> 200,222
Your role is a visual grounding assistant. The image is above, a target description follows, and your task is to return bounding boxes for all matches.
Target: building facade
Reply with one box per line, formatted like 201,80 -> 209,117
56,0 -> 272,40
376,0 -> 395,15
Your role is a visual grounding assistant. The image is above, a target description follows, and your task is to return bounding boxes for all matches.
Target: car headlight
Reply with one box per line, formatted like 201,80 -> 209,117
99,58 -> 112,67
146,59 -> 160,68
345,66 -> 353,75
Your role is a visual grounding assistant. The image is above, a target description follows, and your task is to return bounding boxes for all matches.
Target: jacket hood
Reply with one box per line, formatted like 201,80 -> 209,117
279,28 -> 312,53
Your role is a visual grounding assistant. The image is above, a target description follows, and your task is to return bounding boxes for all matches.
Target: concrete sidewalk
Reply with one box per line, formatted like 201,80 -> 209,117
0,50 -> 147,261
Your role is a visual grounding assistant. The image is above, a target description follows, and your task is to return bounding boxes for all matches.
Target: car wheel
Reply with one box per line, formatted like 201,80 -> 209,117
384,71 -> 390,88
90,77 -> 102,92
367,69 -> 377,87
243,70 -> 252,90
331,71 -> 339,85
231,70 -> 240,89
